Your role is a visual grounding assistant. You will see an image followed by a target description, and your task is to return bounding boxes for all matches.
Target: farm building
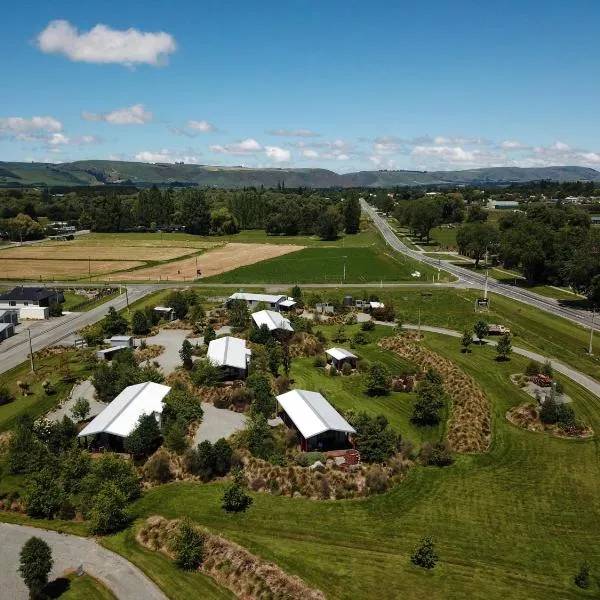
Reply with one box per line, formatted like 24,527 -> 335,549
154,306 -> 176,321
0,309 -> 19,326
326,347 -> 358,371
107,335 -> 134,348
78,381 -> 170,449
0,322 -> 15,342
0,286 -> 64,320
207,336 -> 252,379
228,292 -> 296,312
276,389 -> 356,451
251,309 -> 294,333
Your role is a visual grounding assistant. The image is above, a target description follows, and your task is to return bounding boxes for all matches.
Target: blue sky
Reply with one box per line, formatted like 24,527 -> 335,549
1,0 -> 600,171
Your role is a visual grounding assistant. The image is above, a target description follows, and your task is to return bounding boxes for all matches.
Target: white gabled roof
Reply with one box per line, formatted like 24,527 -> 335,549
78,381 -> 170,439
325,347 -> 357,361
207,336 -> 251,370
369,301 -> 385,309
154,306 -> 173,311
276,389 -> 355,439
279,299 -> 297,308
251,309 -> 293,332
229,292 -> 286,304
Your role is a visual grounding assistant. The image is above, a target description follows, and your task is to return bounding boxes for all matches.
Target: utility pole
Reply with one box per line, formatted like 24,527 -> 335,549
418,307 -> 421,339
125,287 -> 130,314
589,306 -> 596,355
88,256 -> 91,281
484,270 -> 489,300
27,328 -> 35,373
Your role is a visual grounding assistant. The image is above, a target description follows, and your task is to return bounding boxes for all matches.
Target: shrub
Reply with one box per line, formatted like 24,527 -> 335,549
222,481 -> 253,512
169,518 -> 205,571
19,537 -> 53,599
70,397 -> 90,422
420,441 -> 454,467
411,537 -> 438,569
313,354 -> 326,368
275,375 -> 290,394
361,320 -> 375,331
496,334 -> 512,361
295,452 -> 325,467
366,363 -> 391,396
88,483 -> 129,535
214,394 -> 231,410
24,468 -> 65,518
461,330 -> 473,353
412,380 -> 446,425
348,412 -> 397,463
473,320 -> 489,343
525,360 -> 541,377
341,362 -> 353,376
345,313 -> 357,325
144,451 -> 173,483
574,561 -> 590,589
131,309 -> 150,335
542,360 -> 554,377
0,385 -> 14,406
124,414 -> 162,460
365,466 -> 390,494
192,359 -> 222,387
353,331 -> 368,345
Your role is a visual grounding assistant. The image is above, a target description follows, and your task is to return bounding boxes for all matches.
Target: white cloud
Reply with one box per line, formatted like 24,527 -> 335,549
209,138 -> 262,155
13,131 -> 101,147
551,141 -> 570,152
374,140 -> 400,156
135,149 -> 202,164
0,116 -> 62,133
265,146 -> 292,163
81,103 -> 152,125
335,154 -> 349,161
301,150 -> 319,159
187,120 -> 216,133
500,140 -> 531,151
37,20 -> 177,67
267,128 -> 320,137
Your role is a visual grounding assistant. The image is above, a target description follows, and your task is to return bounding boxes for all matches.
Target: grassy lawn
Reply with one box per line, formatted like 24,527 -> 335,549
62,289 -> 120,312
205,247 -> 445,284
84,227 -> 379,248
0,350 -> 95,432
125,331 -> 600,600
429,225 -> 458,249
51,573 -> 117,600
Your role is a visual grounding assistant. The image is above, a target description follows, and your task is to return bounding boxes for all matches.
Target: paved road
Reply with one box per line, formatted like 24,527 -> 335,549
0,285 -> 155,374
384,322 -> 600,396
361,200 -> 596,329
0,522 -> 166,600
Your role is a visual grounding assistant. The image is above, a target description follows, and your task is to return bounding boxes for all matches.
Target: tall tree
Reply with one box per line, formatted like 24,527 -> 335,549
181,189 -> 211,235
19,537 -> 53,599
344,196 -> 361,234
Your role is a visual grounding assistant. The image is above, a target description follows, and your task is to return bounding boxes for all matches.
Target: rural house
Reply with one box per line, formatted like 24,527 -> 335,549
78,382 -> 171,449
0,286 -> 64,320
251,309 -> 294,333
276,389 -> 356,451
207,335 -> 252,379
228,292 -> 297,312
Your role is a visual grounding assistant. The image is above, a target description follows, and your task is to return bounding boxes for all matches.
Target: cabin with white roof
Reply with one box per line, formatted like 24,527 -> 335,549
207,336 -> 252,379
276,389 -> 356,451
325,347 -> 358,372
228,292 -> 297,312
153,306 -> 176,321
78,381 -> 171,450
251,309 -> 294,334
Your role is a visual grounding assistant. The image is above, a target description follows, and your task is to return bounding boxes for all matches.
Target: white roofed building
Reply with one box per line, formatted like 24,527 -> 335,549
207,336 -> 251,379
251,310 -> 293,333
276,389 -> 356,451
325,347 -> 358,371
228,292 -> 296,312
78,382 -> 170,448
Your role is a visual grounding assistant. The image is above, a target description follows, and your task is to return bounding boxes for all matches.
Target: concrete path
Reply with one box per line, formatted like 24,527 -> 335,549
45,378 -> 105,423
193,402 -> 246,445
0,522 -> 166,600
379,321 -> 600,399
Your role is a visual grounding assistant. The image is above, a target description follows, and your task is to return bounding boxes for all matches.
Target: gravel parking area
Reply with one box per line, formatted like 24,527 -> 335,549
194,402 -> 246,445
45,378 -> 105,423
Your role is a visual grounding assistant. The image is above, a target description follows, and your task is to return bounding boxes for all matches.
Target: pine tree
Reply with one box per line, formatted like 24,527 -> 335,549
344,196 -> 361,234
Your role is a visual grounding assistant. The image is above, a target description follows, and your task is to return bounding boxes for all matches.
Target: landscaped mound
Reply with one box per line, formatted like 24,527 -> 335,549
380,335 -> 491,453
506,403 -> 593,439
137,516 -> 325,600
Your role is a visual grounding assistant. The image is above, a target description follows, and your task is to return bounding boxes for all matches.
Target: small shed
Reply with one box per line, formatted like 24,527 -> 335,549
325,347 -> 358,371
276,389 -> 356,451
108,335 -> 134,348
96,346 -> 127,361
0,322 -> 15,341
78,381 -> 170,449
0,309 -> 19,326
278,298 -> 298,312
154,306 -> 176,321
251,310 -> 294,333
315,302 -> 335,315
207,336 -> 252,379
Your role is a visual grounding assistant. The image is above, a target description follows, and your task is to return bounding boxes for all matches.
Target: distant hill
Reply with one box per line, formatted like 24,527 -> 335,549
0,160 -> 598,188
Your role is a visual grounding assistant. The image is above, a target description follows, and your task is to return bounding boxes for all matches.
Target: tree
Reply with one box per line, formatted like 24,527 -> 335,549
192,359 -> 222,387
131,309 -> 150,335
281,341 -> 291,376
266,338 -> 281,377
213,438 -> 233,476
24,468 -> 65,519
347,412 -> 397,463
102,306 -> 128,336
317,206 -> 343,240
461,330 -> 473,353
163,418 -> 189,454
411,537 -> 438,569
203,326 -> 216,345
366,363 -> 391,396
80,452 -> 140,503
188,303 -> 206,333
574,561 -> 590,589
412,380 -> 446,425
466,204 -> 488,223
180,339 -> 193,370
247,373 -> 275,418
344,196 -> 361,234
169,518 -> 205,570
456,222 -> 499,268
163,386 -> 204,425
165,291 -> 188,320
473,320 -> 489,344
88,482 -> 129,535
496,334 -> 512,361
410,198 -> 443,243
124,414 -> 161,459
245,413 -> 276,459
19,537 -> 53,599
181,189 -> 211,235
290,285 -> 303,304
191,440 -> 216,481
70,397 -> 90,421
227,299 -> 250,330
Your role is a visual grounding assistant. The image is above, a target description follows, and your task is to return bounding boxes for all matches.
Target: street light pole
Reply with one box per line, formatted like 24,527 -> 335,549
589,306 -> 595,355
27,328 -> 35,373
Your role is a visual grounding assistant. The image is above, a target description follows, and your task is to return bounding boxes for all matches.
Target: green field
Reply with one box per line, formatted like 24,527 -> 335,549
429,225 -> 458,249
49,573 -> 117,600
205,247 -> 446,284
123,331 -> 600,600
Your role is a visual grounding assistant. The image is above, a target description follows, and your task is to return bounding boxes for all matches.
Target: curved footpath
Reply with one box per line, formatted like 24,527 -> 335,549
386,322 -> 600,399
0,522 -> 167,600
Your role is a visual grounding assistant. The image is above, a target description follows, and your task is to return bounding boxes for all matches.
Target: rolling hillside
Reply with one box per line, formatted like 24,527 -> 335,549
0,160 -> 599,188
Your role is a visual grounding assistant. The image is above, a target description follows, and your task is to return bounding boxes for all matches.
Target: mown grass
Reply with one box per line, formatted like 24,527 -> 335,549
56,573 -> 117,600
205,247 -> 443,284
127,331 -> 600,599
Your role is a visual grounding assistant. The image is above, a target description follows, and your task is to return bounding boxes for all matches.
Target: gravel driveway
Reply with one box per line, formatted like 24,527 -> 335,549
194,402 -> 246,445
45,379 -> 105,423
0,523 -> 166,600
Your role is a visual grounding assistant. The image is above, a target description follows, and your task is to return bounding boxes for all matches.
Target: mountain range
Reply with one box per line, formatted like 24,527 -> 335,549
1,160 -> 599,188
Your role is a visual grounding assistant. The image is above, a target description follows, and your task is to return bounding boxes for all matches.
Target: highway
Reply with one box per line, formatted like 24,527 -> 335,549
361,199 -> 596,330
0,285 -> 155,374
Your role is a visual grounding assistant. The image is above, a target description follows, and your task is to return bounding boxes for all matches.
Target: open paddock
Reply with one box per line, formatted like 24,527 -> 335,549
0,258 -> 144,280
104,242 -> 303,281
0,244 -> 201,262
40,236 -> 219,249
